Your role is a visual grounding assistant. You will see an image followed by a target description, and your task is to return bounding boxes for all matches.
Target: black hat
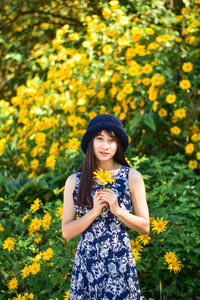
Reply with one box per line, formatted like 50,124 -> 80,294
81,114 -> 129,153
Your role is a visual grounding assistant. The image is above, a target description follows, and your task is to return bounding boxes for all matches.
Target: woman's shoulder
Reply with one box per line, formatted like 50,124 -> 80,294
64,173 -> 77,188
128,168 -> 144,181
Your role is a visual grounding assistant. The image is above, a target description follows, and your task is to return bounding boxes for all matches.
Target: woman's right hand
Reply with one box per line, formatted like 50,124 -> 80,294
92,190 -> 108,217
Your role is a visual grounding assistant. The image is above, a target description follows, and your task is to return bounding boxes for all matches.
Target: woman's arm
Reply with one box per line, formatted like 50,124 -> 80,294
62,174 -> 107,241
116,168 -> 150,234
100,168 -> 150,234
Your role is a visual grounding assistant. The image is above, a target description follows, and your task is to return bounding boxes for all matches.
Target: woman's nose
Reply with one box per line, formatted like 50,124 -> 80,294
102,140 -> 109,148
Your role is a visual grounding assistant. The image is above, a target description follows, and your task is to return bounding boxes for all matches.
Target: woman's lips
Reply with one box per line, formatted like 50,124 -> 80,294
99,152 -> 109,156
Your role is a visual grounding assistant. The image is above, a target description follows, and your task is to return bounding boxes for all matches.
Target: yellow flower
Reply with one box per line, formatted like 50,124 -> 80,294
148,42 -> 159,50
142,77 -> 151,86
35,132 -> 46,145
66,138 -> 80,151
118,16 -> 129,25
113,105 -> 121,115
12,293 -> 34,300
148,85 -> 158,101
123,84 -> 133,94
130,239 -> 143,251
116,91 -> 125,101
56,203 -> 63,220
137,233 -> 151,245
196,152 -> 200,160
132,249 -> 141,263
30,217 -> 42,232
93,168 -> 116,185
166,94 -> 176,104
168,259 -> 182,274
130,101 -> 136,110
131,27 -> 142,42
43,248 -> 54,261
164,251 -> 178,264
57,186 -> 65,195
82,40 -> 91,48
68,33 -> 79,41
182,62 -> 193,72
67,115 -> 79,127
179,80 -> 191,90
152,101 -> 158,112
109,86 -> 118,98
111,73 -> 120,83
0,224 -> 4,231
170,126 -> 181,136
45,154 -> 56,170
119,112 -> 126,120
145,28 -> 154,35
34,236 -> 42,244
22,214 -> 29,223
171,116 -> 178,124
97,88 -> 105,99
174,108 -> 186,119
42,212 -> 52,230
181,6 -> 189,14
158,108 -> 167,117
30,159 -> 39,170
151,217 -> 168,234
109,0 -> 119,7
64,290 -> 70,300
7,277 -> 18,290
185,143 -> 194,155
125,48 -> 136,59
30,262 -> 40,275
188,160 -> 198,169
3,237 -> 15,252
102,44 -> 112,56
88,111 -> 97,120
30,198 -> 42,213
102,8 -> 110,19
191,133 -> 200,142
142,64 -> 153,74
151,74 -> 165,86
21,264 -> 30,279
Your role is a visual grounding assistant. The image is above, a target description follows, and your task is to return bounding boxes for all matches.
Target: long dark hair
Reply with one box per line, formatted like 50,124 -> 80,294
76,129 -> 130,208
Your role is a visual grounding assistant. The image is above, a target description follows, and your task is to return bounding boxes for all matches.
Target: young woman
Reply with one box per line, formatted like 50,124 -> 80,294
62,114 -> 150,300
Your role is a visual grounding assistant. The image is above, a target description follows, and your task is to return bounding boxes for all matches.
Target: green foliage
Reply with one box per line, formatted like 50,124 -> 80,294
128,153 -> 200,298
0,0 -> 200,299
0,194 -> 79,299
0,153 -> 200,299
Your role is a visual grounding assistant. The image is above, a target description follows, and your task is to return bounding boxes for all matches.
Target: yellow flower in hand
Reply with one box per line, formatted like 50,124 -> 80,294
93,168 -> 115,186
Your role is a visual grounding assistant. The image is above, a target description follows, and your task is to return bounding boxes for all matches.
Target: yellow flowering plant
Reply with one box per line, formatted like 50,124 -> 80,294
0,0 -> 200,299
93,168 -> 116,215
93,167 -> 116,186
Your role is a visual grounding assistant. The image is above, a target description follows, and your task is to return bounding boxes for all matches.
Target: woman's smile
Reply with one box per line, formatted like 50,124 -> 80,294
99,152 -> 109,156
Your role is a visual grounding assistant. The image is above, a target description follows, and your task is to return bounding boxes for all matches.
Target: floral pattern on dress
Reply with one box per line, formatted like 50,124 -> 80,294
69,166 -> 142,300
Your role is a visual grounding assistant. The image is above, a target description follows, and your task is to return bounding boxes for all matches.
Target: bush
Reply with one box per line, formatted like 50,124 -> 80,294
0,153 -> 199,299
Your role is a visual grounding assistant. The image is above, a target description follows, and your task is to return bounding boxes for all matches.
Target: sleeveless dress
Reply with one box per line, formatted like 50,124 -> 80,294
69,166 -> 142,300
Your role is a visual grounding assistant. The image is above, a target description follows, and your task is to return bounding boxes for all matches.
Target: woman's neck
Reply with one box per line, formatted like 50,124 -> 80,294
97,161 -> 121,172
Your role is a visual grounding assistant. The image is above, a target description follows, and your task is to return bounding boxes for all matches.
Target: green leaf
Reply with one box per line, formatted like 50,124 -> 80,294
143,115 -> 156,131
6,53 -> 22,62
11,136 -> 18,151
94,81 -> 101,92
129,112 -> 142,130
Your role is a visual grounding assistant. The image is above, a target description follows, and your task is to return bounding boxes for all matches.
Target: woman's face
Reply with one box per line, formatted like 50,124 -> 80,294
93,130 -> 118,162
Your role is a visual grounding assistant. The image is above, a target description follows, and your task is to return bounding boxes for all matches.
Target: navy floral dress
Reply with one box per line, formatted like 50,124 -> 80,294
69,166 -> 142,300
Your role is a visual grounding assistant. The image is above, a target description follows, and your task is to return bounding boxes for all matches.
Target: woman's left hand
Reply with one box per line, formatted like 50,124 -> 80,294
99,188 -> 121,216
